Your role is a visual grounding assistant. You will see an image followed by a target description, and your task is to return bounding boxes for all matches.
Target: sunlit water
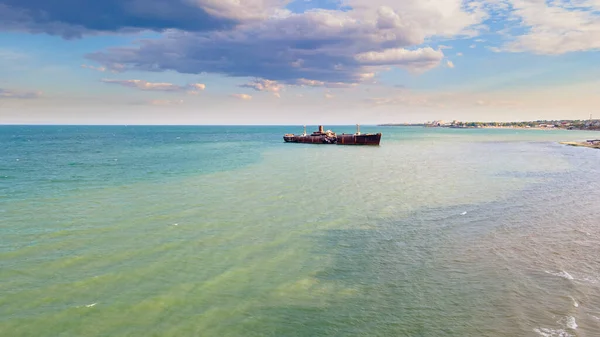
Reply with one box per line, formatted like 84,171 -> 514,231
1,125 -> 599,336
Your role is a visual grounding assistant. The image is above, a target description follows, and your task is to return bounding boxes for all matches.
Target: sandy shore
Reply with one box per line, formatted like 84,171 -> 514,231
560,141 -> 600,149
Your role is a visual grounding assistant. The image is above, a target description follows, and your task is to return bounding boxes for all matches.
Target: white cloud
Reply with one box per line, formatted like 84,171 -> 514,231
101,79 -> 206,94
498,0 -> 600,54
231,93 -> 253,100
240,79 -> 284,96
354,47 -> 445,72
295,78 -> 359,88
345,0 -> 489,38
456,52 -> 463,56
188,83 -> 207,91
81,64 -> 107,72
446,60 -> 455,68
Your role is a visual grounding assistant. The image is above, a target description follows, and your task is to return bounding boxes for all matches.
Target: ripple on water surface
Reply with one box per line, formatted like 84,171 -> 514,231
1,126 -> 600,336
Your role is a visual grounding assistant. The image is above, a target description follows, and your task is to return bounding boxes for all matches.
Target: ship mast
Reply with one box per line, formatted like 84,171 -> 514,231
356,124 -> 361,135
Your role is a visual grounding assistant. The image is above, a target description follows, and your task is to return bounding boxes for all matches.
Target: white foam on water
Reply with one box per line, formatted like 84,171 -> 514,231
76,303 -> 97,308
545,270 -> 574,280
461,211 -> 467,215
533,328 -> 572,337
569,296 -> 579,308
565,316 -> 577,330
580,275 -> 598,284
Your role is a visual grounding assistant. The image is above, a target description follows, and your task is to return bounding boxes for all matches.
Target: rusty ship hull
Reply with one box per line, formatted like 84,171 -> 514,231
336,133 -> 381,145
283,125 -> 382,146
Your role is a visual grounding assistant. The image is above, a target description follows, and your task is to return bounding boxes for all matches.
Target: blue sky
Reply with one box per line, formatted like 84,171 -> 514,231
1,0 -> 599,124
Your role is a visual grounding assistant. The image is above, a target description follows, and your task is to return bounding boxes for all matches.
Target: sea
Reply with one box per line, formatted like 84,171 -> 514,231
1,125 -> 599,337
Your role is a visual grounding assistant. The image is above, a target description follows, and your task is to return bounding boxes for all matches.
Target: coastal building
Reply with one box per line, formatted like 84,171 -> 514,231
425,120 -> 452,127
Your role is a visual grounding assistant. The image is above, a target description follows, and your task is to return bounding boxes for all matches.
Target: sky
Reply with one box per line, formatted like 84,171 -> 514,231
1,0 -> 599,125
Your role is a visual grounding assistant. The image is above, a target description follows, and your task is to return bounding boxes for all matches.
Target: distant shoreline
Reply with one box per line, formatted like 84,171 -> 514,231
379,119 -> 600,131
377,125 -> 600,131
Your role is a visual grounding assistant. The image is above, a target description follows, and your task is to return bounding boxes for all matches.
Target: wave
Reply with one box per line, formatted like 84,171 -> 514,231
545,270 -> 574,280
533,328 -> 572,337
545,270 -> 600,285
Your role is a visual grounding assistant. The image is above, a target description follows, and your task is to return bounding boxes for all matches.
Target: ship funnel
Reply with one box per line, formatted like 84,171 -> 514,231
356,124 -> 361,135
318,125 -> 324,133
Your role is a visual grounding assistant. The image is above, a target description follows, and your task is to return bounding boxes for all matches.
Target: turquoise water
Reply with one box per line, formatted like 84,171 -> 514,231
1,126 -> 600,336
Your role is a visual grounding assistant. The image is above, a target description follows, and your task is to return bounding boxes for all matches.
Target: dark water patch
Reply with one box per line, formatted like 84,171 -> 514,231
275,153 -> 600,336
252,226 -> 512,336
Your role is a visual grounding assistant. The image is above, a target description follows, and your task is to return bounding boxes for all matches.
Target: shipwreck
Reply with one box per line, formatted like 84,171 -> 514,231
283,125 -> 382,146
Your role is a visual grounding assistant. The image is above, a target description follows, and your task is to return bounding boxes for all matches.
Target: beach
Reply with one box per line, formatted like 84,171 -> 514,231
560,141 -> 600,149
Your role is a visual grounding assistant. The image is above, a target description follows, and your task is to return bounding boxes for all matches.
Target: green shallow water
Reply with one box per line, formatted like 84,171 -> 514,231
1,126 -> 600,336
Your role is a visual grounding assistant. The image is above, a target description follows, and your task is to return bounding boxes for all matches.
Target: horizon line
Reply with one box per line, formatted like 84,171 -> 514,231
0,123 -> 388,127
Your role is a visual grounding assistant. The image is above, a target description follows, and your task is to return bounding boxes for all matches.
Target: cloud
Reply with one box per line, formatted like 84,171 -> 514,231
325,93 -> 335,99
456,52 -> 463,56
0,0 -> 286,38
502,0 -> 600,54
85,1 -> 488,85
240,79 -> 284,96
189,83 -> 206,90
354,47 -> 445,72
295,78 -> 360,88
81,64 -> 107,72
489,0 -> 600,54
101,79 -> 206,94
348,0 -> 489,38
0,88 -> 41,99
231,93 -> 253,100
446,60 -> 455,68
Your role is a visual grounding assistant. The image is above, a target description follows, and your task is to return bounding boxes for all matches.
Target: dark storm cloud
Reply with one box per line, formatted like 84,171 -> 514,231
87,33 -> 361,83
86,10 -> 439,84
0,0 -> 238,38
